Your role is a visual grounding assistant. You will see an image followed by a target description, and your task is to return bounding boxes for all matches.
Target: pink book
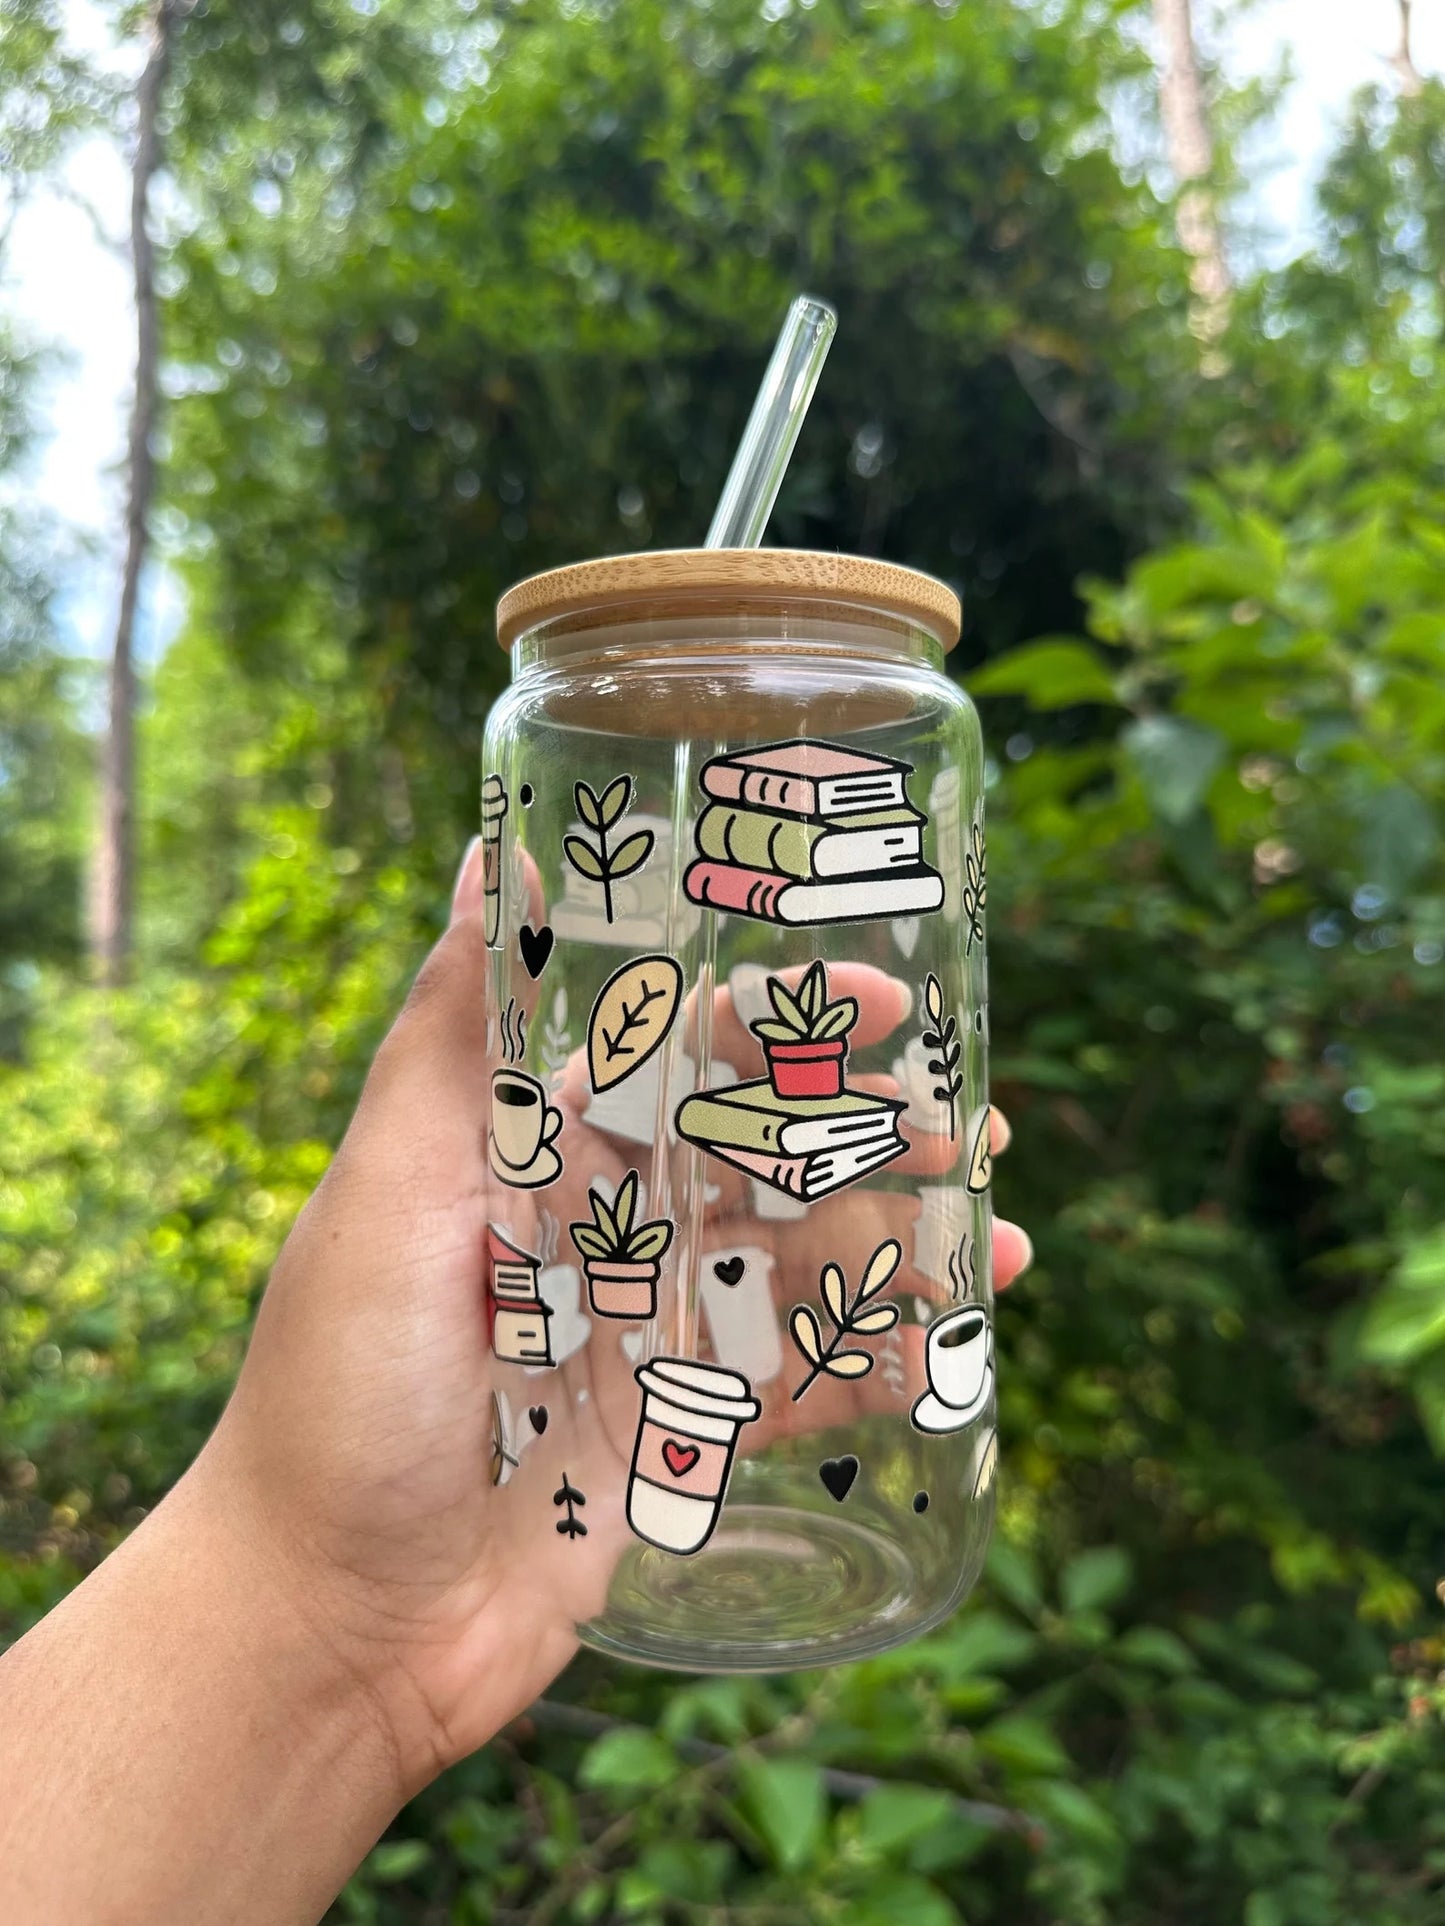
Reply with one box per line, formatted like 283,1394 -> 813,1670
706,1135 -> 906,1200
700,739 -> 909,818
683,858 -> 944,926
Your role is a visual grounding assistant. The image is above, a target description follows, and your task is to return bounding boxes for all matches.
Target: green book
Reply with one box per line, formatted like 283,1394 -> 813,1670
694,802 -> 923,881
676,1079 -> 905,1156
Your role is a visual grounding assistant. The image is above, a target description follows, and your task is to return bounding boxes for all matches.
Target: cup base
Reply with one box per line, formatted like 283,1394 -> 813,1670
581,1498 -> 991,1674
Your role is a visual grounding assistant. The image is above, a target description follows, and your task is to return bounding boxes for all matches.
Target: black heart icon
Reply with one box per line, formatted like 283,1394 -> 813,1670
819,1455 -> 859,1503
519,923 -> 555,979
713,1256 -> 745,1288
528,1406 -> 548,1435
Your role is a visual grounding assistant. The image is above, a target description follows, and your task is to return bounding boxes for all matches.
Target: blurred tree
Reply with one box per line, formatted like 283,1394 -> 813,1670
91,0 -> 187,985
154,0 -> 1199,919
1152,0 -> 1231,352
0,2 -> 101,1016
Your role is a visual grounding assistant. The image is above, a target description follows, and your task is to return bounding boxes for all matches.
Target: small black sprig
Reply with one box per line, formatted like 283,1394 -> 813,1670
553,1473 -> 588,1538
963,819 -> 986,953
922,973 -> 963,1142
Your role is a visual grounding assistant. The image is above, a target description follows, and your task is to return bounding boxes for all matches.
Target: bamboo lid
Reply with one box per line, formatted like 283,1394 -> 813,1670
495,548 -> 962,653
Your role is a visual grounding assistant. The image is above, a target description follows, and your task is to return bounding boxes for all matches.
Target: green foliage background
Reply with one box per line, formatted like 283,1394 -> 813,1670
3,2 -> 1445,1920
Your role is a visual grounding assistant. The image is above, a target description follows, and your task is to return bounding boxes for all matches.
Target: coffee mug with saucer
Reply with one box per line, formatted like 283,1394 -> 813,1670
489,1067 -> 564,1188
911,1303 -> 994,1435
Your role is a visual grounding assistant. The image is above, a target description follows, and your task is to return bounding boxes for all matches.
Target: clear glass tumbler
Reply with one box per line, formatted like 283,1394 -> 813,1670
481,550 -> 993,1672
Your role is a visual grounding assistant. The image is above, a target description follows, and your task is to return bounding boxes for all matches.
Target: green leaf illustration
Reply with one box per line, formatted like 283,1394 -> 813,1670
609,829 -> 655,879
612,1170 -> 638,1237
598,774 -> 633,828
627,1220 -> 673,1261
564,834 -> 606,881
574,780 -> 603,828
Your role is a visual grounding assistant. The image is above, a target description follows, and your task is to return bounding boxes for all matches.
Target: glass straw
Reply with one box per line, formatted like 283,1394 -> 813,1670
705,295 -> 838,549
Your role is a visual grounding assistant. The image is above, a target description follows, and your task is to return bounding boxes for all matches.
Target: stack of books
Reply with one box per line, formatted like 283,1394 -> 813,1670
676,1079 -> 907,1202
683,739 -> 944,925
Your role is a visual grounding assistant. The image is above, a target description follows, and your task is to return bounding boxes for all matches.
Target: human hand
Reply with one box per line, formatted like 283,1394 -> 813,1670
195,840 -> 1032,1799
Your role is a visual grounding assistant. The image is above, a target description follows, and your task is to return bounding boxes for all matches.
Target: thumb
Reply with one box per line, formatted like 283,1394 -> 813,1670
339,842 -> 493,1200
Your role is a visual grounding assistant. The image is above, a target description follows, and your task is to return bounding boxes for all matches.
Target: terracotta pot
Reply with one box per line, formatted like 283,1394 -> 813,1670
765,1037 -> 847,1099
586,1258 -> 660,1321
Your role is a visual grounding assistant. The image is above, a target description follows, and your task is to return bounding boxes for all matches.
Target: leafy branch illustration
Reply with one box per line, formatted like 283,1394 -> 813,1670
921,972 -> 963,1141
788,1239 -> 902,1403
553,1473 -> 588,1539
963,818 -> 986,953
564,777 -> 654,924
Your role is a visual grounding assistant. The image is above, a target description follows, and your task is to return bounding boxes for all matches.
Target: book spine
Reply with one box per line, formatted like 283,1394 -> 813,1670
683,860 -> 790,919
675,1093 -> 784,1153
711,1144 -> 809,1197
695,805 -> 815,880
701,764 -> 819,816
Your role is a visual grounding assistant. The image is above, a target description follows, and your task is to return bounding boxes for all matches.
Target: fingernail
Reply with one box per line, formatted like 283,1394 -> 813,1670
1014,1228 -> 1033,1274
894,979 -> 914,1024
450,836 -> 485,924
989,1105 -> 1012,1155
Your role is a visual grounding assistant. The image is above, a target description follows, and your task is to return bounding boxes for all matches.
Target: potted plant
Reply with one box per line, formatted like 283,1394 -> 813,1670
569,1170 -> 674,1320
750,961 -> 859,1100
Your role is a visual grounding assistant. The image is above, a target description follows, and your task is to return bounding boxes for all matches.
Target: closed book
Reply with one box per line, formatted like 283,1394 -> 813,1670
705,1133 -> 907,1199
701,740 -> 908,818
676,1079 -> 904,1155
695,803 -> 923,881
684,859 -> 944,926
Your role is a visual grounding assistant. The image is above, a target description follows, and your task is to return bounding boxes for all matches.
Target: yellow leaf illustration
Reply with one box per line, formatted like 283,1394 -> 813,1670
790,1305 -> 823,1365
820,1261 -> 847,1326
858,1237 -> 902,1303
851,1304 -> 900,1335
825,1351 -> 874,1379
587,956 -> 684,1093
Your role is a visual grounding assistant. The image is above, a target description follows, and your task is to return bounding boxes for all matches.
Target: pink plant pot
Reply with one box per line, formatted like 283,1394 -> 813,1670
765,1038 -> 847,1100
587,1259 -> 661,1321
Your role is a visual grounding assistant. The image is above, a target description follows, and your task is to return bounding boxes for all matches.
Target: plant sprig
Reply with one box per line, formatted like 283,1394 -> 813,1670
570,1169 -> 674,1263
564,777 -> 655,924
963,818 -> 986,953
922,972 -> 963,1141
750,959 -> 858,1045
788,1238 -> 902,1402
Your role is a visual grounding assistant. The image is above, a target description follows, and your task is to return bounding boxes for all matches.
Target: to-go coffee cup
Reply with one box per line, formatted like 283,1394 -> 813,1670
628,1357 -> 761,1555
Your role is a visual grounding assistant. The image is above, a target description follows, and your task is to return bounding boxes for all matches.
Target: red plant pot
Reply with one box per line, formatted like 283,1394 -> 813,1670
586,1259 -> 660,1321
765,1038 -> 847,1100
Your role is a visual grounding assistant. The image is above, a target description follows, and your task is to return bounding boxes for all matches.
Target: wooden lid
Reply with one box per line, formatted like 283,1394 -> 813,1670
495,548 -> 961,652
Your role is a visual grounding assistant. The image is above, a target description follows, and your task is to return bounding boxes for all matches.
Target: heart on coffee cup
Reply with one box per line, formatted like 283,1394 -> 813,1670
662,1438 -> 701,1478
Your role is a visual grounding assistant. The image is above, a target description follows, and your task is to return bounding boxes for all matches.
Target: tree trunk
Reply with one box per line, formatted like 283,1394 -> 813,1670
1152,0 -> 1231,355
1391,0 -> 1423,98
90,0 -> 176,984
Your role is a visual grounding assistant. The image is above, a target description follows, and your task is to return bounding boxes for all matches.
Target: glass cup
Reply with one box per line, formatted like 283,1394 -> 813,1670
480,550 -> 993,1671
